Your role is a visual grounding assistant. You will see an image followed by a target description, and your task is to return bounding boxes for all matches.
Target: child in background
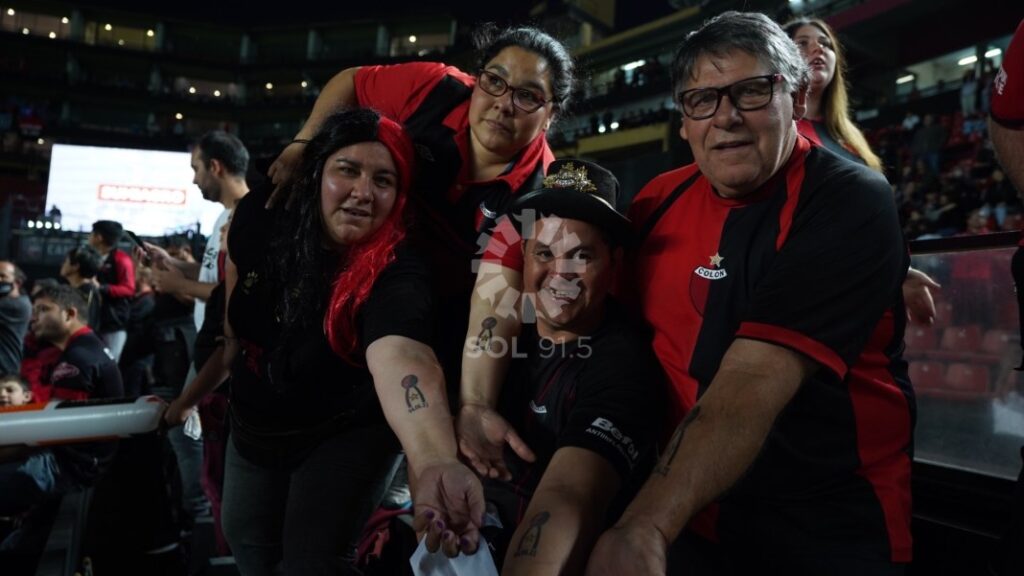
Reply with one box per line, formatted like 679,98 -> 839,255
0,373 -> 32,407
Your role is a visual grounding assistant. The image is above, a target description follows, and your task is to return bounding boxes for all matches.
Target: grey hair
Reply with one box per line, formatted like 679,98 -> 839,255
670,11 -> 810,106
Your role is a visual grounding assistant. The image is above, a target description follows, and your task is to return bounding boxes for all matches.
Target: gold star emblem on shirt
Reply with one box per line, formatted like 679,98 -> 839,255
709,253 -> 724,267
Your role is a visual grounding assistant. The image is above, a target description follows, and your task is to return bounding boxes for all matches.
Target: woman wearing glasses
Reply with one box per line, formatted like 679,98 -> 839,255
783,17 -> 940,326
269,23 -> 574,381
269,24 -> 572,258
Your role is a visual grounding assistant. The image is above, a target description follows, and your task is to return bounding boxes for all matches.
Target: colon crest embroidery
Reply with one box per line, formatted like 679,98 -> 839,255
542,163 -> 596,193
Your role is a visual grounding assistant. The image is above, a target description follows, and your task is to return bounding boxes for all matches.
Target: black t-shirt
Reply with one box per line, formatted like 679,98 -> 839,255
227,185 -> 434,467
125,292 -> 155,336
119,292 -> 155,369
484,303 -> 664,530
152,292 -> 194,323
47,328 -> 125,485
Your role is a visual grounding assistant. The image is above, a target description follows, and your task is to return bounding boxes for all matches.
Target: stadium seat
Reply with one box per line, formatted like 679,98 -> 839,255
929,325 -> 984,361
981,329 -> 1013,356
932,299 -> 954,329
910,361 -> 945,391
994,298 -> 1019,330
944,363 -> 991,396
905,325 -> 939,356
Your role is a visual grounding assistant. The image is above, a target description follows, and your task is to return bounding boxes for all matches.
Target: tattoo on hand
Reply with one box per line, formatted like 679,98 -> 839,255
402,375 -> 428,412
474,317 -> 498,352
654,405 -> 701,476
513,511 -> 550,558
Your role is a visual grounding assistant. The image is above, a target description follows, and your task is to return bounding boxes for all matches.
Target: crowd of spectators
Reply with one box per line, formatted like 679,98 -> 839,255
870,108 -> 1023,239
5,71 -> 1023,244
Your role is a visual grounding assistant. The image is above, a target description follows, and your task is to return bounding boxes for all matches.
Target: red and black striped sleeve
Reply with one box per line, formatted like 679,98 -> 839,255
736,151 -> 908,378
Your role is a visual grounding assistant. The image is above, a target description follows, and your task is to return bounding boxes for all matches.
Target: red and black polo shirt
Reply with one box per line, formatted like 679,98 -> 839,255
628,135 -> 915,563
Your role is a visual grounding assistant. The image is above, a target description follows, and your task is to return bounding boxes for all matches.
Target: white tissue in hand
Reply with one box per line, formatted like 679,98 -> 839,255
409,535 -> 498,576
183,409 -> 202,440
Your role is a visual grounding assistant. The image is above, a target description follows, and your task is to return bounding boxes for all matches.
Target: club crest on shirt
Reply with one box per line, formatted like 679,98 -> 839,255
690,252 -> 727,317
51,361 -> 80,382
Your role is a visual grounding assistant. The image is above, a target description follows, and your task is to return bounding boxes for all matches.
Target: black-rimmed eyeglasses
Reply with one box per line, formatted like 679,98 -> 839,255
677,74 -> 784,120
476,70 -> 551,114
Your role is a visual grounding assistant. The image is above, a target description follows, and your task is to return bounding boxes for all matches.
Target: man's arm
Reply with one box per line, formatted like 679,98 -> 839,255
151,266 -> 216,302
586,338 -> 815,575
458,262 -> 535,480
502,447 -> 620,576
366,335 -> 484,556
175,260 -> 202,279
164,343 -> 229,426
461,263 -> 523,408
139,242 -> 202,279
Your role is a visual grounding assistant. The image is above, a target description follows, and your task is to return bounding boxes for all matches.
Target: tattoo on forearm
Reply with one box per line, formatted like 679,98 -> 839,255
474,317 -> 498,352
513,511 -> 550,558
402,375 -> 428,412
654,406 -> 702,476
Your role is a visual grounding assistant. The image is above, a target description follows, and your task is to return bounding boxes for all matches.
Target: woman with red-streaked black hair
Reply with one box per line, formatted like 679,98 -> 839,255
172,109 -> 483,575
268,30 -> 577,480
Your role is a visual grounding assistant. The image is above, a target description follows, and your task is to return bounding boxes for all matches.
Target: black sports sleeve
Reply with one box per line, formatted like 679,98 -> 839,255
359,245 -> 435,349
556,333 -> 663,482
737,157 -> 908,378
227,183 -> 273,272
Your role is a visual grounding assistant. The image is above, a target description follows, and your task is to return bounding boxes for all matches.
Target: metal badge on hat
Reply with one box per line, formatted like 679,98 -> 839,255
543,162 -> 597,193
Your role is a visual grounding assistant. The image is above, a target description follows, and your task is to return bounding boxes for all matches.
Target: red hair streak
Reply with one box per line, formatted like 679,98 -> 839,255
324,114 -> 416,362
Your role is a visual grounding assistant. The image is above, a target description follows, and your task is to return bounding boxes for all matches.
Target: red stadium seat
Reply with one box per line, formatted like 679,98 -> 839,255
981,329 -> 1013,356
929,325 -> 984,361
993,298 -> 1019,330
942,325 -> 983,351
932,299 -> 954,329
909,361 -> 945,391
944,363 -> 991,396
904,326 -> 939,355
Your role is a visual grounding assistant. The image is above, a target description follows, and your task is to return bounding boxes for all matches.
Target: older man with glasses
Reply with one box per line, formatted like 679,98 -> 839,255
586,11 -> 913,576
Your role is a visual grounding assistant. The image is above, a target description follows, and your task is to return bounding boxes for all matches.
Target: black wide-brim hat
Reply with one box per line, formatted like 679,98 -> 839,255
510,158 -> 633,246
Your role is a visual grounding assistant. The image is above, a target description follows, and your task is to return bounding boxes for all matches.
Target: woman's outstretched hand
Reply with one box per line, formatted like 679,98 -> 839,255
411,459 -> 486,557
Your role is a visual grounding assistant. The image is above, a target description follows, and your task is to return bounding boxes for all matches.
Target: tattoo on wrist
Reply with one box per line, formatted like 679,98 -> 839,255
473,317 -> 498,352
513,511 -> 550,558
402,375 -> 428,412
654,405 -> 701,476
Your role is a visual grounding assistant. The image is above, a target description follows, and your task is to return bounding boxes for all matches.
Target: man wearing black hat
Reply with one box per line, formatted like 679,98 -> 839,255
475,159 -> 663,575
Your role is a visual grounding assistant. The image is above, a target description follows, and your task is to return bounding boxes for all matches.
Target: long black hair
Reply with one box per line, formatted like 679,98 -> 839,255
266,109 -> 415,358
